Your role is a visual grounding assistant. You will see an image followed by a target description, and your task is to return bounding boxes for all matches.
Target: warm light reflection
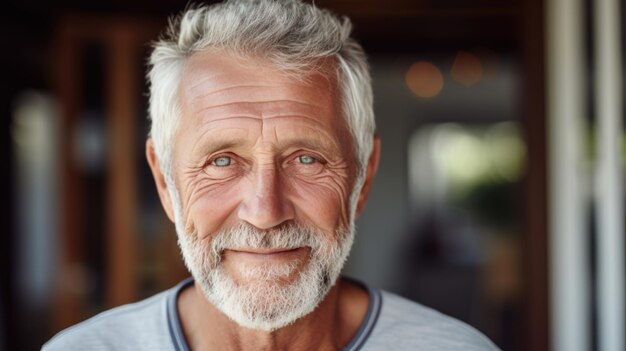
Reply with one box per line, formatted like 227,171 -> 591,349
406,61 -> 444,98
485,122 -> 526,181
451,51 -> 483,86
433,124 -> 489,184
429,122 -> 526,191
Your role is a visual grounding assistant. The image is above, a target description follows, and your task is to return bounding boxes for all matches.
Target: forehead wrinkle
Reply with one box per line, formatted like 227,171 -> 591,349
183,67 -> 297,104
182,70 -> 335,111
190,84 -> 278,102
181,71 -> 243,103
184,71 -> 226,91
196,99 -> 325,113
196,102 -> 329,125
197,115 -> 264,126
188,122 -> 258,158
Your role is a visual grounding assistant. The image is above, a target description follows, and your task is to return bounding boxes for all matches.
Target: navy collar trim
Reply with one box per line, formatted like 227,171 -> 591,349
167,277 -> 193,351
342,280 -> 382,351
166,277 -> 381,351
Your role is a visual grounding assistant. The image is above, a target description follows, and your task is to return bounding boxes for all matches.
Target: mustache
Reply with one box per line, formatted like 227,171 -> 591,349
204,222 -> 327,261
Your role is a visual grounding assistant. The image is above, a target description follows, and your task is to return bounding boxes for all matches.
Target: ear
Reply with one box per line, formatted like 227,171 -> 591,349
355,135 -> 381,217
146,139 -> 176,223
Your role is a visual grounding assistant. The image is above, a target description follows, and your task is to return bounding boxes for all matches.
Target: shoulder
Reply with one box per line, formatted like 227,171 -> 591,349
42,290 -> 172,351
364,290 -> 500,351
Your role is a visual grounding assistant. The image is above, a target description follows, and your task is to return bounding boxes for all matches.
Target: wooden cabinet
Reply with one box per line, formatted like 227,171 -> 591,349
53,16 -> 188,331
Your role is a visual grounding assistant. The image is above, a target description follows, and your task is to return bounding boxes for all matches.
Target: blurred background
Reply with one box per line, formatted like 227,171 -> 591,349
1,0 -> 624,350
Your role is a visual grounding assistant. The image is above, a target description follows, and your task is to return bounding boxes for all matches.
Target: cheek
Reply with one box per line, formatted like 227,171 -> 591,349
289,176 -> 352,233
186,180 -> 243,239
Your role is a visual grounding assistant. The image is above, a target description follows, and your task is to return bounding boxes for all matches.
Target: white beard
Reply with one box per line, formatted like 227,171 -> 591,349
172,199 -> 355,331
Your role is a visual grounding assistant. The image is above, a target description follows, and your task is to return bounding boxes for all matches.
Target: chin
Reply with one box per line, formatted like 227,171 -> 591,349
192,253 -> 334,331
175,218 -> 355,331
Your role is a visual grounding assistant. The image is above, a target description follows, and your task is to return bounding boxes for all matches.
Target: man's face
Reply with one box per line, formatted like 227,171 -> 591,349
163,52 -> 360,330
174,52 -> 357,260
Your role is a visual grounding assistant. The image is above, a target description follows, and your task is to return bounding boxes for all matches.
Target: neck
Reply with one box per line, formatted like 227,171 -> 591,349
177,278 -> 369,351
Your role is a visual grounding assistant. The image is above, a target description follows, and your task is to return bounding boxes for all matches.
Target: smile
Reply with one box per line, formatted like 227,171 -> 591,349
224,247 -> 309,262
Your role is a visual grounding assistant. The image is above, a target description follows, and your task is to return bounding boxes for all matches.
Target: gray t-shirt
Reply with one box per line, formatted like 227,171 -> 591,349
43,278 -> 499,350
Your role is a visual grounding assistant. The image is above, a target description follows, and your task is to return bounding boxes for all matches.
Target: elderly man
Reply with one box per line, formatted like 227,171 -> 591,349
44,1 -> 499,350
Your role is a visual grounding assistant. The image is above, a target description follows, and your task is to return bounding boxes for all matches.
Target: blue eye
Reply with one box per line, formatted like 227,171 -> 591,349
212,156 -> 232,167
298,155 -> 316,164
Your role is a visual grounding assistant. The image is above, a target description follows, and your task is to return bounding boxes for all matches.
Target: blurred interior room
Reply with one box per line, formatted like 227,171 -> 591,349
1,0 -> 624,350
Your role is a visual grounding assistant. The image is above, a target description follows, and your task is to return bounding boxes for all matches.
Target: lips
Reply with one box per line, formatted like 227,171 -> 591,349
229,247 -> 301,255
223,247 -> 309,262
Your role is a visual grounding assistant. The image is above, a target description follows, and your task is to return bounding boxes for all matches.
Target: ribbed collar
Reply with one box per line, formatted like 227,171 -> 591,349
166,277 -> 382,351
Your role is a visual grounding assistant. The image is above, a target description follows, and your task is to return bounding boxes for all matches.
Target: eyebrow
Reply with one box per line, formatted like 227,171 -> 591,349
275,137 -> 341,157
192,139 -> 248,161
193,136 -> 341,161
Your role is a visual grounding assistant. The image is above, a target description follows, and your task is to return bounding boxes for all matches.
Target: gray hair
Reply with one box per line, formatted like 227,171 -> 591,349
147,0 -> 375,196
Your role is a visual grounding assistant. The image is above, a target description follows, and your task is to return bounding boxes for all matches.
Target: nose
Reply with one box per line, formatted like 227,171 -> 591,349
237,167 -> 295,229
